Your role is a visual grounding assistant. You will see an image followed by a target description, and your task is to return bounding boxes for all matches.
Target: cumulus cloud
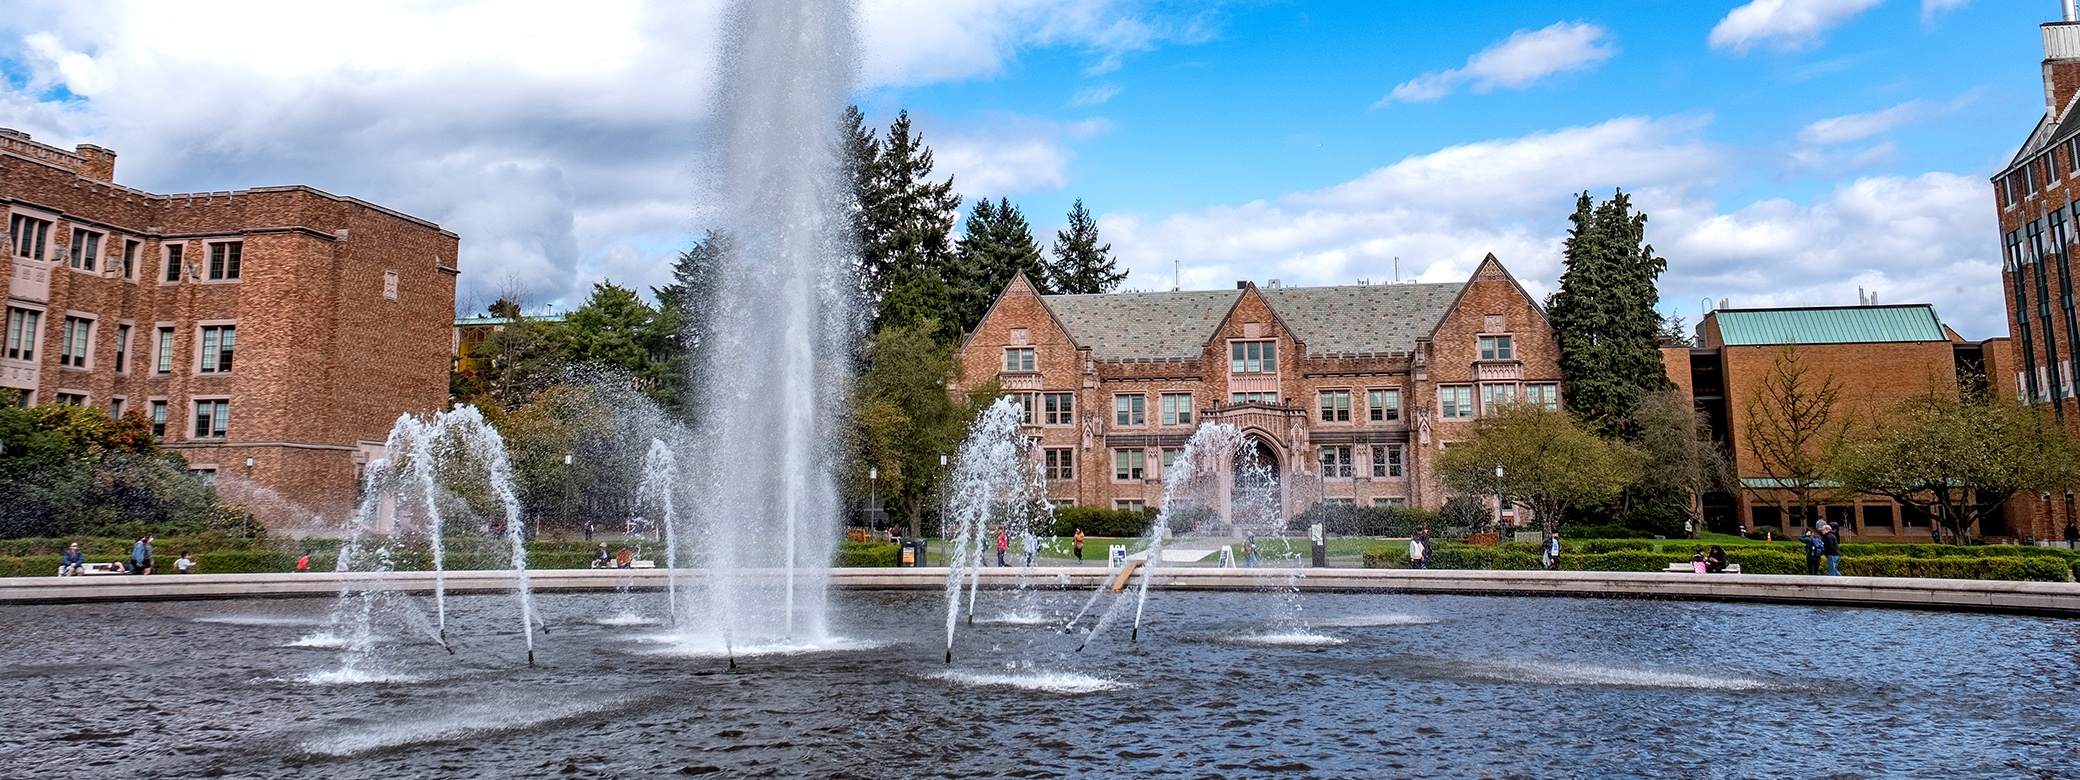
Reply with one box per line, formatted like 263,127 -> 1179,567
1377,22 -> 1616,106
0,0 -> 1187,310
1101,116 -> 2006,337
1921,0 -> 1972,21
920,114 -> 1110,199
1709,0 -> 1886,55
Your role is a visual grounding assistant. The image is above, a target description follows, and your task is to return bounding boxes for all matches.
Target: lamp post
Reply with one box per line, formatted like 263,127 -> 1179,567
560,452 -> 571,541
1493,464 -> 1505,540
869,467 -> 880,533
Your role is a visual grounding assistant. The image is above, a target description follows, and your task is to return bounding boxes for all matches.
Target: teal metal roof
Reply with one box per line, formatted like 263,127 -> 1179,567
1712,305 -> 1947,346
454,314 -> 567,326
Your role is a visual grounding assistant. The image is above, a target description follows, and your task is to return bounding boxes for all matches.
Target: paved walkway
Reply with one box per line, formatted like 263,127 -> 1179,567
4,568 -> 2078,617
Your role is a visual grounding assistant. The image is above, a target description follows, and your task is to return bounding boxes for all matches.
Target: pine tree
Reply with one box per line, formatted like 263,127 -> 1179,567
849,107 -> 961,314
1546,190 -> 1673,439
651,230 -> 729,418
1048,198 -> 1125,294
950,198 -> 1048,330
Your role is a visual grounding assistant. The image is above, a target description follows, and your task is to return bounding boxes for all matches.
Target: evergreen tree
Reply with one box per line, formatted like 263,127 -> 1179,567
1048,198 -> 1125,294
652,231 -> 728,417
848,107 -> 961,316
1546,190 -> 1673,439
561,282 -> 674,406
950,197 -> 1048,330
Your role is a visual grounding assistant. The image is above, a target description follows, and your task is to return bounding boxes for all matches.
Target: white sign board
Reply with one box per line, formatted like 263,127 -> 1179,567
1109,545 -> 1127,569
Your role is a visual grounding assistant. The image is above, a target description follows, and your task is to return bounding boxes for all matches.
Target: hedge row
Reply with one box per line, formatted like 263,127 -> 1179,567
836,541 -> 901,567
1360,543 -> 2073,582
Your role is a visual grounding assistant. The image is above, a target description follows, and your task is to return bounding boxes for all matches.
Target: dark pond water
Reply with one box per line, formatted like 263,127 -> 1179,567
2,586 -> 2076,779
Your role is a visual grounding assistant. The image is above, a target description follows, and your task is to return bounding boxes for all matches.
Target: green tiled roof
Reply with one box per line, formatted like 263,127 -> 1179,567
454,314 -> 567,326
1712,305 -> 1947,346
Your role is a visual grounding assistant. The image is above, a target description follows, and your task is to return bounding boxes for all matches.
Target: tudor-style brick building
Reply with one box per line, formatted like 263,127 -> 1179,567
1,128 -> 457,528
1994,9 -> 2080,541
951,254 -> 1559,519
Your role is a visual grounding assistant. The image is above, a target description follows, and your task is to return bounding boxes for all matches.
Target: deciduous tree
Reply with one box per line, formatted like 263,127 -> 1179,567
1742,345 -> 1849,527
1433,403 -> 1639,534
1833,383 -> 2079,544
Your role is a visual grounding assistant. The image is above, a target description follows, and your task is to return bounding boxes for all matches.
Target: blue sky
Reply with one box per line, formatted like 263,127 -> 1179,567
0,0 -> 2064,337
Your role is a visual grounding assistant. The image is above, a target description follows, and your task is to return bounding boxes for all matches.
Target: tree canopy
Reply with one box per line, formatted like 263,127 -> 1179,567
1547,190 -> 1672,438
1049,198 -> 1125,295
950,197 -> 1049,329
1433,402 -> 1640,534
1832,384 -> 2080,543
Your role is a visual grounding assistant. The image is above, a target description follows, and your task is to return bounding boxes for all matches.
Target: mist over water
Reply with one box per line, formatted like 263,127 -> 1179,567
686,0 -> 862,645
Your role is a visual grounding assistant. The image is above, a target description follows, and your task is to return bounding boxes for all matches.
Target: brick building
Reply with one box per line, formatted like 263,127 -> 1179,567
1668,304 -> 2016,541
950,254 -> 1559,521
1994,8 -> 2080,540
0,128 -> 458,528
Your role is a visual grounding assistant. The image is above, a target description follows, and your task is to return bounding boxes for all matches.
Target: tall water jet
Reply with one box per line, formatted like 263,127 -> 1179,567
687,0 -> 861,649
940,398 -> 1051,662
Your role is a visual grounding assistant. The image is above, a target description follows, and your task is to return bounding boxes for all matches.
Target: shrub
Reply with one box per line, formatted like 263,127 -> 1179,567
836,541 -> 900,567
1047,506 -> 1149,538
1723,549 -> 1806,575
1840,555 -> 2070,582
1560,524 -> 1655,539
1559,550 -> 1678,572
1288,504 -> 1450,537
1426,543 -> 1541,570
1361,542 -> 1409,569
1577,539 -> 1654,554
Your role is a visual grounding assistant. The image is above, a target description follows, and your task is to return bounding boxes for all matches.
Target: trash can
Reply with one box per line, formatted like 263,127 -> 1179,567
899,539 -> 926,567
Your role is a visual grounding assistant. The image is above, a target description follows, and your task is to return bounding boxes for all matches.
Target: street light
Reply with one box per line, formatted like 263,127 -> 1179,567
560,452 -> 572,541
1494,464 -> 1505,539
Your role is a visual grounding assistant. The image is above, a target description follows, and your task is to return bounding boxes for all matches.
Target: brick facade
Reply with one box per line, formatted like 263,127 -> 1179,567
1993,18 -> 2080,540
0,128 -> 457,528
950,254 -> 1560,522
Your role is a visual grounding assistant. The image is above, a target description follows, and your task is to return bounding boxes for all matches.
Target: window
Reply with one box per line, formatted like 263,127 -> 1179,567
1160,447 -> 1181,479
1043,393 -> 1074,425
164,244 -> 184,283
1011,393 -> 1034,424
2028,161 -> 2040,196
191,468 -> 217,488
1045,448 -> 1075,480
208,241 -> 242,280
150,401 -> 167,438
1368,389 -> 1400,422
1231,392 -> 1278,404
69,229 -> 101,271
1004,347 -> 1035,372
1116,500 -> 1146,512
1481,383 -> 1517,413
383,270 -> 399,300
1479,335 -> 1513,360
1161,393 -> 1193,425
1229,340 -> 1276,373
4,308 -> 40,361
1862,505 -> 1895,528
1372,445 -> 1404,478
1114,394 -> 1145,426
60,317 -> 91,368
1318,390 -> 1351,422
2051,151 -> 2063,183
193,399 -> 229,438
1372,497 -> 1408,507
1318,446 -> 1353,478
1114,449 -> 1146,480
109,397 -> 124,418
155,327 -> 175,373
1524,383 -> 1559,409
10,214 -> 50,260
113,324 -> 130,373
55,392 -> 85,406
122,239 -> 139,279
1439,386 -> 1473,419
199,325 -> 235,373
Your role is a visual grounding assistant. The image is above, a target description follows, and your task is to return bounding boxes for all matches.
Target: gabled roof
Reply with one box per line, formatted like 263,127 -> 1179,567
1041,289 -> 1242,361
1259,283 -> 1462,356
1709,304 -> 1948,346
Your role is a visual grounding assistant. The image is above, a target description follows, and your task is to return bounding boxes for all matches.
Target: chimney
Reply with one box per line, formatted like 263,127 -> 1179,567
74,144 -> 115,182
2044,6 -> 2080,119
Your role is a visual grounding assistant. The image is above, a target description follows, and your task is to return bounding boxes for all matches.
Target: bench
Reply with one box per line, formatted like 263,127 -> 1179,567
59,563 -> 129,576
1663,562 -> 1741,574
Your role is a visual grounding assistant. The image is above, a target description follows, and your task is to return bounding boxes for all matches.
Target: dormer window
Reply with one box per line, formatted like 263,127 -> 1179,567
1004,347 -> 1034,372
1479,335 -> 1513,360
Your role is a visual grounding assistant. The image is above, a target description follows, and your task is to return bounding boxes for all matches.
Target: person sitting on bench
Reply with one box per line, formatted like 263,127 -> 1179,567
1705,546 -> 1729,574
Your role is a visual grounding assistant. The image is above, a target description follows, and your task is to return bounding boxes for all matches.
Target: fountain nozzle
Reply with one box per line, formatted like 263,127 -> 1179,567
527,650 -> 535,667
945,648 -> 953,663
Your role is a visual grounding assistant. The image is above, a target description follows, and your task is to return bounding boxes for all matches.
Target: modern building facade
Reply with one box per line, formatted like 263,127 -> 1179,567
0,127 -> 458,528
1668,304 -> 2016,541
1994,8 -> 2080,540
950,254 -> 1560,521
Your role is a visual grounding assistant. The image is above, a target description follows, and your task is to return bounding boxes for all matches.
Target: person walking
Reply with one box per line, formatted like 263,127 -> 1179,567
1801,529 -> 1824,576
1408,535 -> 1427,570
1541,533 -> 1561,570
995,528 -> 1009,567
1413,527 -> 1431,570
1930,524 -> 1941,545
60,542 -> 85,576
175,551 -> 196,574
2066,521 -> 2079,548
1822,523 -> 1843,576
1072,528 -> 1086,563
1243,534 -> 1258,568
1021,531 -> 1038,567
584,520 -> 595,541
131,535 -> 154,575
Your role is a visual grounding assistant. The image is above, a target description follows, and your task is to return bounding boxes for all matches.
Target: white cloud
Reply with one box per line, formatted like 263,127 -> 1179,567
1921,0 -> 1972,21
1101,115 -> 2007,337
0,0 -> 1188,310
920,114 -> 1110,199
1798,100 -> 1935,145
1708,0 -> 1886,55
1377,22 -> 1616,106
1070,84 -> 1122,106
1787,94 -> 1970,174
